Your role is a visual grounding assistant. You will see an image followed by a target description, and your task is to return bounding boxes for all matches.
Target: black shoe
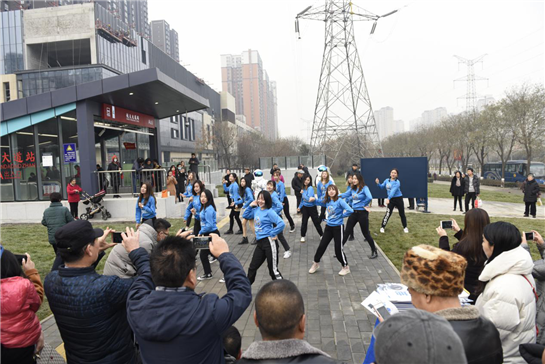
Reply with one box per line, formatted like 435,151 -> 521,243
225,229 -> 234,235
348,236 -> 355,241
532,215 -> 536,218
251,238 -> 257,245
235,230 -> 243,235
368,251 -> 378,259
524,214 -> 529,217
197,273 -> 213,281
239,237 -> 249,245
453,208 -> 456,211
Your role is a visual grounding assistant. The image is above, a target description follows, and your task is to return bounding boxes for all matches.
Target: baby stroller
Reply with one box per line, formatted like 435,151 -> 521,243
80,190 -> 111,221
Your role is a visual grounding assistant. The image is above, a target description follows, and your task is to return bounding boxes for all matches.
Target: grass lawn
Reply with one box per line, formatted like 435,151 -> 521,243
1,218 -> 189,321
332,176 -> 524,204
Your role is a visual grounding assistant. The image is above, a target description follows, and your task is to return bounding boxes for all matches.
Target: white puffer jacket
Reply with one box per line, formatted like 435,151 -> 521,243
476,246 -> 537,364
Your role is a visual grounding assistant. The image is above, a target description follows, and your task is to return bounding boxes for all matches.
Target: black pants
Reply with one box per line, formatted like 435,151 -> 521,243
453,195 -> 463,210
319,206 -> 327,220
1,344 -> 36,364
229,209 -> 242,230
193,219 -> 201,236
525,202 -> 537,216
69,202 -> 79,218
199,229 -> 219,275
186,214 -> 192,229
295,192 -> 302,212
277,231 -> 290,251
381,197 -> 407,229
226,192 -> 232,206
283,197 -> 294,228
343,210 -> 376,252
314,225 -> 348,267
378,198 -> 384,206
248,237 -> 283,284
301,206 -> 324,237
407,198 -> 415,209
465,192 -> 477,212
112,183 -> 120,194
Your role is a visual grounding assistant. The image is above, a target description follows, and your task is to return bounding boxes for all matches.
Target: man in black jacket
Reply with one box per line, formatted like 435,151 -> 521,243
401,244 -> 503,364
463,168 -> 480,213
237,280 -> 339,364
291,170 -> 304,214
346,163 -> 361,180
44,221 -> 146,364
126,233 -> 252,364
243,167 -> 254,186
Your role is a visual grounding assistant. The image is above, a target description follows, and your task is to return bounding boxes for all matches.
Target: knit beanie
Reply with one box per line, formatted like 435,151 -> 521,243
401,244 -> 467,297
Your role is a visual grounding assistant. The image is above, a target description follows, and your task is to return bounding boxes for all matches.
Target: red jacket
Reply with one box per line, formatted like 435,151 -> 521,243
67,184 -> 82,203
1,276 -> 42,348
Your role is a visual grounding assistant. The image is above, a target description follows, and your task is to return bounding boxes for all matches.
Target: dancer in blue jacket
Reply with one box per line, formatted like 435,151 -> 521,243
239,177 -> 255,245
225,173 -> 243,235
316,168 -> 334,221
273,171 -> 295,232
310,185 -> 354,276
183,180 -> 204,234
196,189 -> 221,281
297,175 -> 324,243
267,180 -> 292,259
341,174 -> 378,259
376,168 -> 408,233
247,190 -> 285,284
135,182 -> 156,227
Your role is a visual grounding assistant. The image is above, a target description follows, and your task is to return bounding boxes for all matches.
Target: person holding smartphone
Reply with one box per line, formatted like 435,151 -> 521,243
197,189 -> 220,281
376,168 -> 408,234
521,230 -> 545,344
247,191 -> 285,284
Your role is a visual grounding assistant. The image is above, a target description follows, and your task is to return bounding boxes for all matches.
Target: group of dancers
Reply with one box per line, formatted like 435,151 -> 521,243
180,165 -> 409,283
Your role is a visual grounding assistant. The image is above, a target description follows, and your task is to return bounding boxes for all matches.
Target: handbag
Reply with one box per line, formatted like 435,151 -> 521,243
474,197 -> 483,208
538,197 -> 543,207
162,190 -> 169,198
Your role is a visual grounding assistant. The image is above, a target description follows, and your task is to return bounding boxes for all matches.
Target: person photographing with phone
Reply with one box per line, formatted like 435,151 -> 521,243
125,229 -> 251,364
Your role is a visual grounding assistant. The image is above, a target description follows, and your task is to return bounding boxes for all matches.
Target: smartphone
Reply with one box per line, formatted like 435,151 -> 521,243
14,254 -> 26,265
525,232 -> 534,241
112,232 -> 123,243
440,220 -> 453,229
193,236 -> 211,250
369,303 -> 391,320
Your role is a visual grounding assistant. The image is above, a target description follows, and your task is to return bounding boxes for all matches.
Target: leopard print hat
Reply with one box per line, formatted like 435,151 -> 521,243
401,245 -> 467,297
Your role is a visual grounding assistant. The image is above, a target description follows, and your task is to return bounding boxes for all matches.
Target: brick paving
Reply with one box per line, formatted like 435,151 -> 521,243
43,197 -> 401,364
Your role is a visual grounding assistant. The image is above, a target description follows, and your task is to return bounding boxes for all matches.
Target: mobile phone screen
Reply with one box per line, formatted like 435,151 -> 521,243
441,220 -> 453,229
377,306 -> 391,320
112,232 -> 123,243
193,236 -> 211,250
14,254 -> 26,265
525,232 -> 534,241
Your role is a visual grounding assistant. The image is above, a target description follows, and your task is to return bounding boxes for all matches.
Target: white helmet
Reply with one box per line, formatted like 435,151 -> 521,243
254,169 -> 263,177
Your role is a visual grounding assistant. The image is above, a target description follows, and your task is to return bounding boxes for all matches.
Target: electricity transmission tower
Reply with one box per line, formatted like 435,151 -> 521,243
296,1 -> 397,163
454,55 -> 488,112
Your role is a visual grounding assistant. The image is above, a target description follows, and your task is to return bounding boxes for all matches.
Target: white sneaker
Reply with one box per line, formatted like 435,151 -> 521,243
380,228 -> 385,233
219,277 -> 225,283
289,224 -> 296,233
404,227 -> 409,233
339,266 -> 350,276
300,237 -> 306,243
283,250 -> 292,259
309,262 -> 320,274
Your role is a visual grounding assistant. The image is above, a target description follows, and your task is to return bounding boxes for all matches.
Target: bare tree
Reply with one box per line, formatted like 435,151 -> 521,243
504,83 -> 545,173
482,102 -> 517,179
470,110 -> 490,175
213,121 -> 238,169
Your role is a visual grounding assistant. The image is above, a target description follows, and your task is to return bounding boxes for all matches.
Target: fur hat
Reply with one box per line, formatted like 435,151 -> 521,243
401,245 -> 467,297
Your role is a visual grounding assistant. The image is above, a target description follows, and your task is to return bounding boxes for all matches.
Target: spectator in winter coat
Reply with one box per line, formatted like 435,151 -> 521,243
223,326 -> 242,363
176,164 -> 187,202
402,244 -> 503,364
270,163 -> 279,176
189,153 -> 200,179
298,164 -> 310,176
104,219 -> 171,279
108,156 -> 122,194
476,222 -> 536,364
166,170 -> 178,200
66,177 -> 82,219
463,168 -> 480,213
522,230 -> 545,345
1,248 -> 44,364
346,163 -> 361,180
437,208 -> 489,302
450,171 -> 466,212
126,232 -> 251,364
522,174 -> 541,218
243,167 -> 255,187
292,170 -> 305,213
41,192 -> 74,257
44,221 -> 146,364
132,158 -> 144,194
237,280 -> 338,364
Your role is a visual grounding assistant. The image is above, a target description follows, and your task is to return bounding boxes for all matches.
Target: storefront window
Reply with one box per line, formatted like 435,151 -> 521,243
38,118 -> 61,200
11,126 -> 38,201
121,132 -> 137,168
60,114 -> 79,189
1,135 -> 14,201
137,133 -> 150,160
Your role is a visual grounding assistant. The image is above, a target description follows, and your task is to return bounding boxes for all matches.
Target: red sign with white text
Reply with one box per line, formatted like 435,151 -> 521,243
102,104 -> 156,128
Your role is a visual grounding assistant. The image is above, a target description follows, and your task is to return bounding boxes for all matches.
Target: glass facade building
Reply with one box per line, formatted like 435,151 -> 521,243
0,9 -> 23,75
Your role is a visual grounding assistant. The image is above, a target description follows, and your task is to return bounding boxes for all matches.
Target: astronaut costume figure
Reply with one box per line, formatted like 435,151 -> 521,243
251,169 -> 268,199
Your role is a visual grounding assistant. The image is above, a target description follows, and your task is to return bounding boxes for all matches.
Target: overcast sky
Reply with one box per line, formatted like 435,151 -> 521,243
149,0 -> 544,140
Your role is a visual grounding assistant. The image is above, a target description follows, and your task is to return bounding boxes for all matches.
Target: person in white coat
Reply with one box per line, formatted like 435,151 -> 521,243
476,221 -> 537,364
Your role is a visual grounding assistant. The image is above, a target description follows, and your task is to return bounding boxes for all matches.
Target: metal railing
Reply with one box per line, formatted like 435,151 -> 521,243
95,169 -> 168,195
259,155 -> 327,170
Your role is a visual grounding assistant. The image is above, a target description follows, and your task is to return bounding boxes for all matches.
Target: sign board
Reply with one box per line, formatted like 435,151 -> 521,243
64,143 -> 77,163
102,104 -> 156,128
42,154 -> 53,167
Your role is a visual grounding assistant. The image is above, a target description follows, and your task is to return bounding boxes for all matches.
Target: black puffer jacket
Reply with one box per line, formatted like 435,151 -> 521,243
464,174 -> 480,194
523,179 -> 541,203
44,248 -> 148,364
450,176 -> 466,196
436,307 -> 503,364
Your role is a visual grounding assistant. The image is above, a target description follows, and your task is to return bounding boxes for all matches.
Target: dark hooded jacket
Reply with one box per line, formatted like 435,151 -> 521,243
522,179 -> 541,203
450,175 -> 466,196
126,251 -> 252,364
